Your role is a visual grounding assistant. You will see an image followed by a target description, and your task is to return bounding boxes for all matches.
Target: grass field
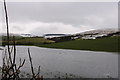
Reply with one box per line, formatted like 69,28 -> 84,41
2,37 -> 55,45
2,36 -> 119,52
35,36 -> 119,52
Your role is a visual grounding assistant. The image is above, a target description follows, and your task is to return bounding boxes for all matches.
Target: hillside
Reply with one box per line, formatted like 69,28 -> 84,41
46,28 -> 120,42
1,29 -> 119,52
36,36 -> 119,52
80,28 -> 119,35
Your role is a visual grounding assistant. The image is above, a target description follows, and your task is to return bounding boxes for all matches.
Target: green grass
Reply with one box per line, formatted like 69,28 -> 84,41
35,36 -> 119,52
2,37 -> 55,45
15,37 -> 55,44
2,36 -> 119,52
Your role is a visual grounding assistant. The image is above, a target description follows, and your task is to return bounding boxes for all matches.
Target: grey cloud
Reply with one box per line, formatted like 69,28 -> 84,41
6,2 -> 117,23
1,2 -> 118,34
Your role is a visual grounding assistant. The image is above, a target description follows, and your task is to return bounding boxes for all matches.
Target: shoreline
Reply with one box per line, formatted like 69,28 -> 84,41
2,44 -> 118,53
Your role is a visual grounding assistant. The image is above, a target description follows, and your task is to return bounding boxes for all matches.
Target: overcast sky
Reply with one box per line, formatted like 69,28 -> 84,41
1,2 -> 118,35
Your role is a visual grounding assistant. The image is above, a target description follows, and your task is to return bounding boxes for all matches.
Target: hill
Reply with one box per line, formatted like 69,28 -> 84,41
1,28 -> 119,52
36,36 -> 119,52
46,28 -> 120,42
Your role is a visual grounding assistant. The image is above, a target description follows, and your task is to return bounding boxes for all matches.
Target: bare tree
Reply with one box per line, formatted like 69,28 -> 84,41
2,0 -> 43,80
2,0 -> 25,79
28,48 -> 41,80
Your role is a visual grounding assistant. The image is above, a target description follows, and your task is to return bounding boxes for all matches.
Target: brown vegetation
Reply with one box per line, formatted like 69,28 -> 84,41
1,0 -> 43,79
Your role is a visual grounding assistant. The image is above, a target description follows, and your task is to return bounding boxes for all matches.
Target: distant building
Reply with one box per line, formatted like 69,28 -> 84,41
81,34 -> 108,40
21,34 -> 32,37
43,34 -> 67,38
82,36 -> 96,40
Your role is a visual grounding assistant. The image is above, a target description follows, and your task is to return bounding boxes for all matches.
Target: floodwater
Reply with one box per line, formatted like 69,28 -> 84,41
1,46 -> 118,78
0,50 -> 2,67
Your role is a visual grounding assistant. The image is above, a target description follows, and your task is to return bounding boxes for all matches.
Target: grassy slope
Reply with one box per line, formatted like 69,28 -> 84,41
2,36 -> 119,52
16,37 -> 54,44
3,37 -> 55,45
36,36 -> 119,52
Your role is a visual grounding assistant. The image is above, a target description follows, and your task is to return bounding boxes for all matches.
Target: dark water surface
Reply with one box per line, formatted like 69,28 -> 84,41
1,46 -> 118,78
